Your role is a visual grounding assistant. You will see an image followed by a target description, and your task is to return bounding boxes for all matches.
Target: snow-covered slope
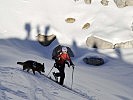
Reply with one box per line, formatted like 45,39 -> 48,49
0,38 -> 133,100
0,0 -> 133,100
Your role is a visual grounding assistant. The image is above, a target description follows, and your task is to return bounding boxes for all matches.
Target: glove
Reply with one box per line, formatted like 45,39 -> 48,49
65,61 -> 70,67
72,65 -> 75,69
70,63 -> 75,69
70,62 -> 74,66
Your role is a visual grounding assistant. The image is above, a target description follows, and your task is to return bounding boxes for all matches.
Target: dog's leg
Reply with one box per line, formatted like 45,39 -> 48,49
23,66 -> 26,70
27,69 -> 30,72
38,71 -> 42,75
32,69 -> 35,75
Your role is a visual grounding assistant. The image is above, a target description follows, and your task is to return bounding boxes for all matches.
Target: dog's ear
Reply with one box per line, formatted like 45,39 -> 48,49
43,63 -> 44,66
42,63 -> 45,70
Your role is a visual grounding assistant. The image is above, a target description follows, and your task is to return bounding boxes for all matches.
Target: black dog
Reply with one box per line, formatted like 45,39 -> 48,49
17,60 -> 45,75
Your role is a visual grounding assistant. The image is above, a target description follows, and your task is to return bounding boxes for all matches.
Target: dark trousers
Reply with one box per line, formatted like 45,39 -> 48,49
54,71 -> 65,85
54,63 -> 65,85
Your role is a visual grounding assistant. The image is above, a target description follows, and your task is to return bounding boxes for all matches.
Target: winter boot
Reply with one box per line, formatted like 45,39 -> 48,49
53,72 -> 58,82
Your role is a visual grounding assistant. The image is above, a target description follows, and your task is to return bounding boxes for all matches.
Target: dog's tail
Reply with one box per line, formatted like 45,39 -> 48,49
17,62 -> 24,65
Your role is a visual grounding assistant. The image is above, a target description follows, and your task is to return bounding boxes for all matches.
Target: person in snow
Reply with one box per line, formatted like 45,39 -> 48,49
52,46 -> 74,85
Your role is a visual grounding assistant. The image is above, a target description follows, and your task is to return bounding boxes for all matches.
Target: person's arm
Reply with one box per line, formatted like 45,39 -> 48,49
64,54 -> 73,67
70,59 -> 74,65
67,54 -> 75,69
70,59 -> 75,69
65,61 -> 70,67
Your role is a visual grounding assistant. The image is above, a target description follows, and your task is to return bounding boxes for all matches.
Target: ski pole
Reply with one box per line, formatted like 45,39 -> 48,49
71,66 -> 74,89
47,65 -> 54,76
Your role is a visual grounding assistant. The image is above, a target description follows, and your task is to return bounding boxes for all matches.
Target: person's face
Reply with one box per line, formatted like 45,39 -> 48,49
62,51 -> 67,53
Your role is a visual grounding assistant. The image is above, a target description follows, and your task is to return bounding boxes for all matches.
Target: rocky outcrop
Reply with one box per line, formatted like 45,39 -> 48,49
84,0 -> 92,4
114,40 -> 133,48
86,36 -> 133,49
65,18 -> 75,23
125,0 -> 133,6
36,34 -> 56,46
114,0 -> 133,8
86,36 -> 114,49
82,23 -> 90,29
101,0 -> 109,6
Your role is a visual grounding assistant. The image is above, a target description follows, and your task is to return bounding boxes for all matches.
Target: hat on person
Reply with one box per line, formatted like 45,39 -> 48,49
62,46 -> 67,52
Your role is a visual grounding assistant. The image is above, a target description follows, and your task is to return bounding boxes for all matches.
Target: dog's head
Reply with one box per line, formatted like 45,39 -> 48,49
37,62 -> 45,72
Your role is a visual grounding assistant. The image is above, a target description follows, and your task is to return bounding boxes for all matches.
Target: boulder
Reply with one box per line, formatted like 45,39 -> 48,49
82,23 -> 90,29
101,0 -> 109,6
84,0 -> 92,4
114,40 -> 133,48
36,34 -> 56,46
125,0 -> 133,6
86,36 -> 114,49
114,0 -> 133,8
83,57 -> 104,66
65,18 -> 75,23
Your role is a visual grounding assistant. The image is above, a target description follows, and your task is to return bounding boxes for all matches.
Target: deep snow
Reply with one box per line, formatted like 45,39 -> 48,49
0,0 -> 133,100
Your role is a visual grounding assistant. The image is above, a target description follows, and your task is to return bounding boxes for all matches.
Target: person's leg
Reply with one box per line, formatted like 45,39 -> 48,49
54,72 -> 60,77
59,72 -> 65,85
53,62 -> 60,81
53,63 -> 60,77
53,72 -> 60,82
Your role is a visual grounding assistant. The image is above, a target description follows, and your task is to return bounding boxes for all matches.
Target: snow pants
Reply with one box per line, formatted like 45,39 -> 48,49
54,63 -> 65,85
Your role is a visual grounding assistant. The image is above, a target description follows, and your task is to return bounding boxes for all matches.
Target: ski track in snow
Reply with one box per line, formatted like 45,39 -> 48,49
0,67 -> 95,100
0,67 -> 29,100
41,74 -> 96,100
23,70 -> 94,100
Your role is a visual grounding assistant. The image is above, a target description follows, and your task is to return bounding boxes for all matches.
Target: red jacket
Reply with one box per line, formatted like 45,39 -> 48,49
57,52 -> 71,65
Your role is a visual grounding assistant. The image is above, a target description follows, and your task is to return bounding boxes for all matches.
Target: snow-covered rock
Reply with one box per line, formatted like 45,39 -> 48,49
36,34 -> 56,46
114,0 -> 133,8
86,36 -> 114,49
101,0 -> 109,6
84,0 -> 92,4
114,40 -> 133,48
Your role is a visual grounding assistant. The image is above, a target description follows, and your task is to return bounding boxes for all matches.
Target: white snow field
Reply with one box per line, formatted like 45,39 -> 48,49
0,0 -> 133,100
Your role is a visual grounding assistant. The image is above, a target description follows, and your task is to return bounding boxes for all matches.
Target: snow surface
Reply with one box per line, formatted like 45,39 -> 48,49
0,0 -> 133,100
